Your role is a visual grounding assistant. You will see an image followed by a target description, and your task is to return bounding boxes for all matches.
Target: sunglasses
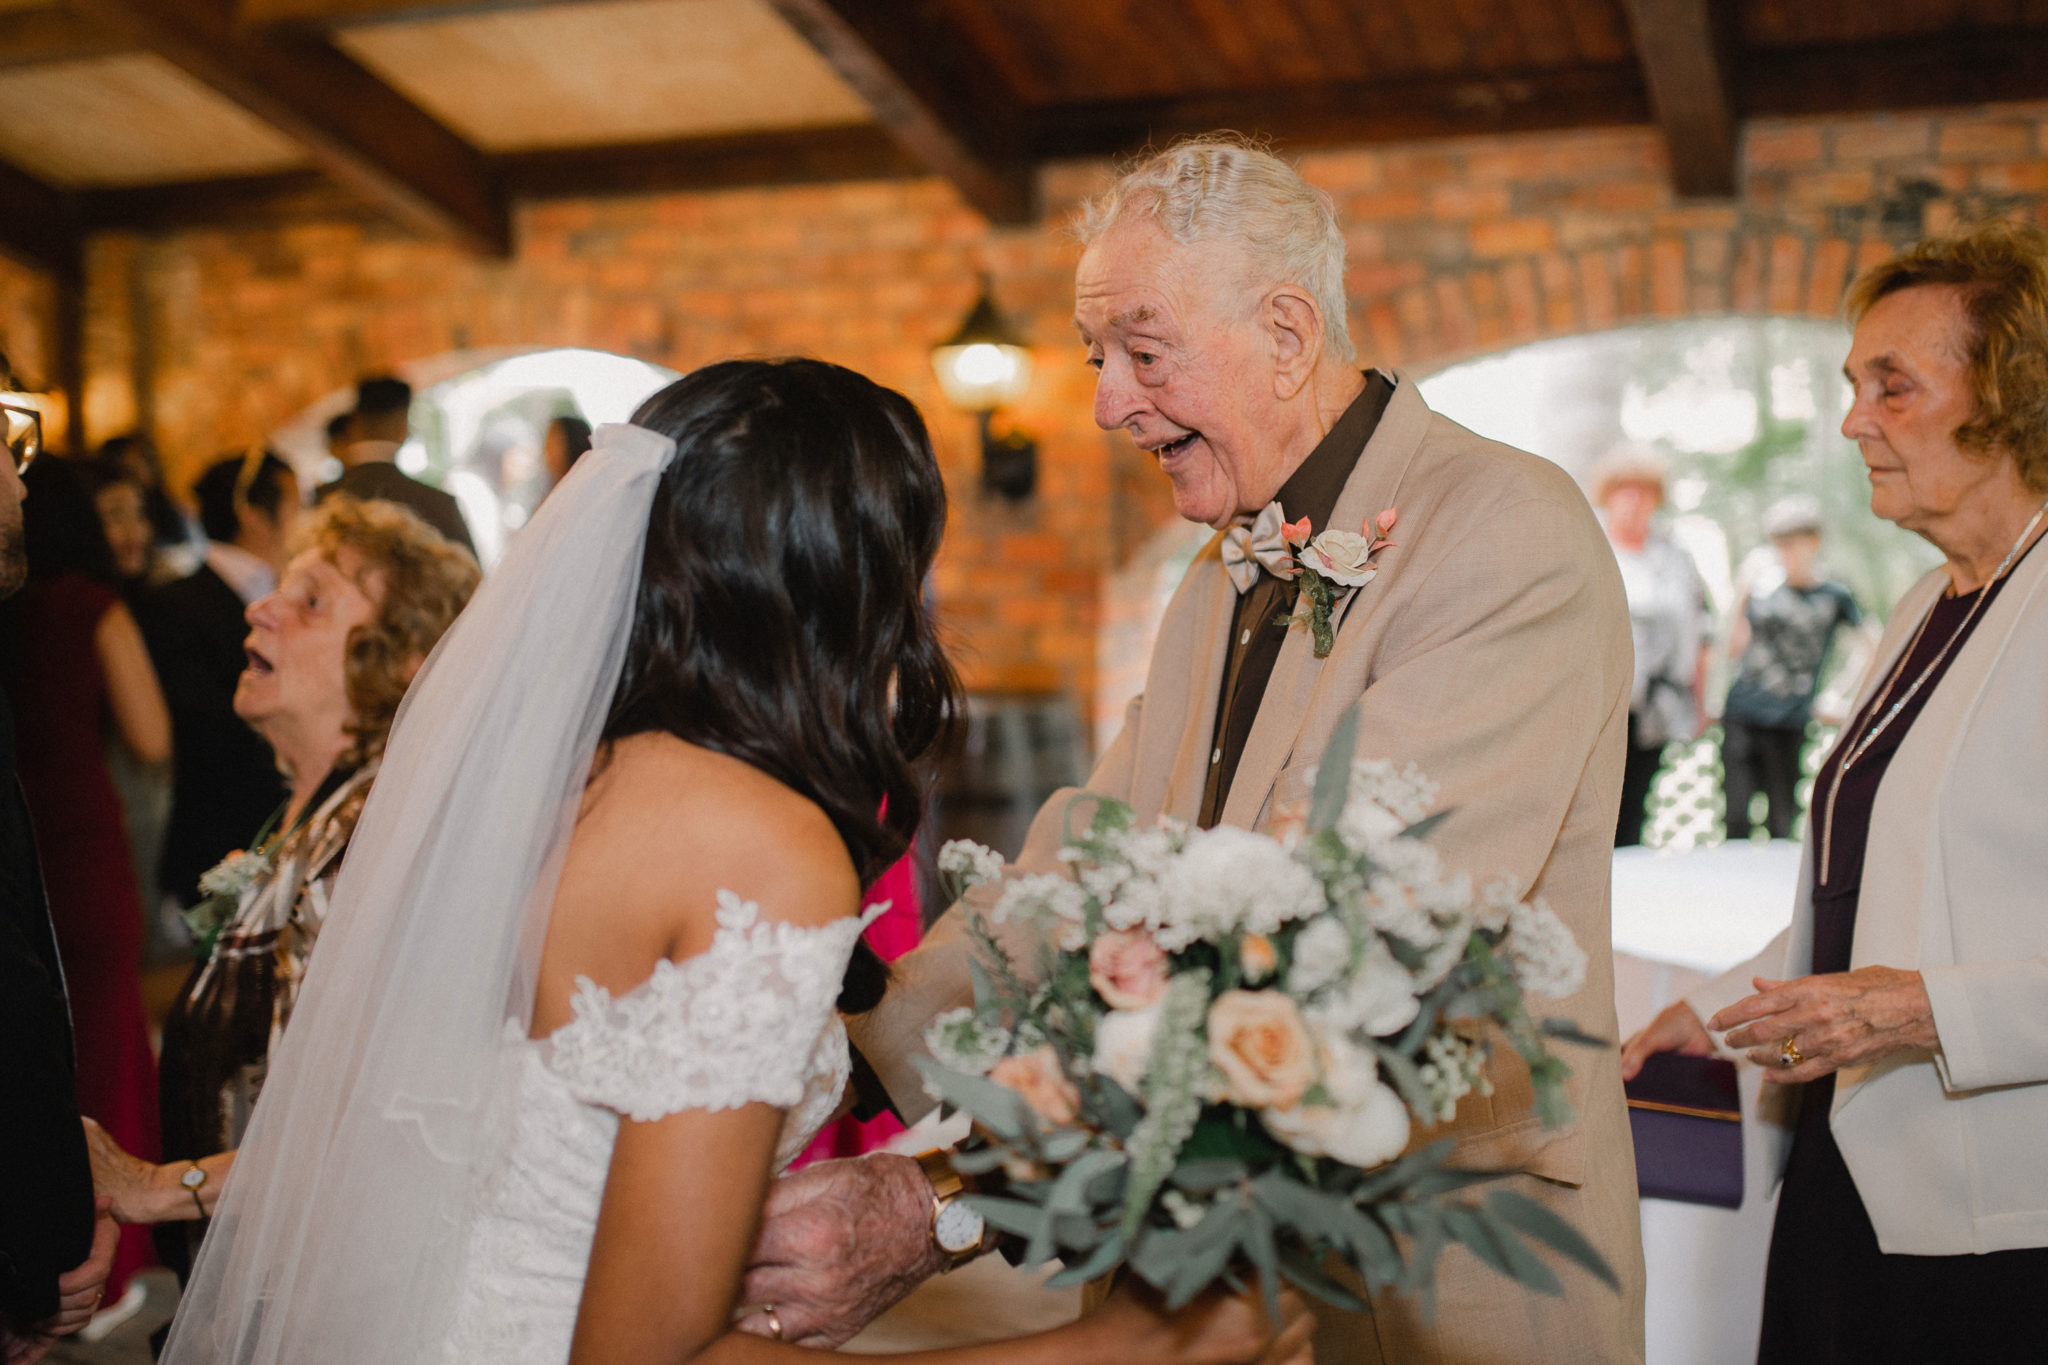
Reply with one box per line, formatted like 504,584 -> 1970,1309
3,402 -> 40,475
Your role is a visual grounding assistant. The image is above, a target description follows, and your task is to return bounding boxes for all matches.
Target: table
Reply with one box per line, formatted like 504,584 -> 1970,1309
1612,841 -> 1801,1365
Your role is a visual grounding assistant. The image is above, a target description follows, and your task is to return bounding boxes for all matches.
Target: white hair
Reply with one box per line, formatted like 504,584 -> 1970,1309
1077,135 -> 1356,364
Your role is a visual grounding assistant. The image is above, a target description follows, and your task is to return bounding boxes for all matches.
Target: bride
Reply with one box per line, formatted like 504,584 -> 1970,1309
161,359 -> 1310,1365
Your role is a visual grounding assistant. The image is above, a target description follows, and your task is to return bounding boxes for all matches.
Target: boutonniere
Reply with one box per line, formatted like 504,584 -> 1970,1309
183,844 -> 273,957
1278,508 -> 1397,658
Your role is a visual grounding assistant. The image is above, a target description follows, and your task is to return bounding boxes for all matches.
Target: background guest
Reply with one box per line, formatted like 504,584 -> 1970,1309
0,398 -> 119,1365
82,456 -> 163,597
1624,220 -> 2048,1363
0,456 -> 169,1313
137,451 -> 297,914
88,497 -> 477,1287
97,434 -> 200,578
1721,495 -> 1863,840
314,375 -> 476,554
1591,444 -> 1710,846
542,413 -> 591,488
83,455 -> 178,962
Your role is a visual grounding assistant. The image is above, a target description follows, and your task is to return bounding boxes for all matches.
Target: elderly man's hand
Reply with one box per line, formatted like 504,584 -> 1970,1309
10,1195 -> 121,1363
735,1153 -> 947,1347
1711,967 -> 1939,1083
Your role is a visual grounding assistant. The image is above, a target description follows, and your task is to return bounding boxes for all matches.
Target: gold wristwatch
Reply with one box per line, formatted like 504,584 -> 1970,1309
912,1149 -> 985,1273
180,1161 -> 208,1218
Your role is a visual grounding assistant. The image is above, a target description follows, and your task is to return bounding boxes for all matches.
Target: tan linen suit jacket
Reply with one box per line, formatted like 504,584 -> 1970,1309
854,377 -> 1646,1363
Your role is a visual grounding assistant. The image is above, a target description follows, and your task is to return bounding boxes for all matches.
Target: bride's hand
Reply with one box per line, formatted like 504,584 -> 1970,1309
1090,1277 -> 1314,1365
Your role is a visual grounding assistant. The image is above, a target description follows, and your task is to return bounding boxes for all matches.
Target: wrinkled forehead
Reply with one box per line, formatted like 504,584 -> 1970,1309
1074,221 -> 1257,335
286,542 -> 384,608
1846,283 -> 1975,374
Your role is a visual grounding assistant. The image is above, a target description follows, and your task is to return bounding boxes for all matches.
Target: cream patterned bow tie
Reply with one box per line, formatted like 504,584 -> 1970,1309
1220,501 -> 1301,595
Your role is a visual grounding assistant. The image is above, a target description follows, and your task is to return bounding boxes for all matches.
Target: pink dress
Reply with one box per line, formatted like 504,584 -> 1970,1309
1,574 -> 162,1298
790,853 -> 918,1164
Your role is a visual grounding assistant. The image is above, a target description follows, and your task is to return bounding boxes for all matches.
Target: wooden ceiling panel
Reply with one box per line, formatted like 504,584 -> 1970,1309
332,0 -> 874,151
1741,0 -> 2048,46
0,53 -> 308,185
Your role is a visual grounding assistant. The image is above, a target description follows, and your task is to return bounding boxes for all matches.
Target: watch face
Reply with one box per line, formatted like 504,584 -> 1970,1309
181,1167 -> 206,1189
934,1200 -> 984,1254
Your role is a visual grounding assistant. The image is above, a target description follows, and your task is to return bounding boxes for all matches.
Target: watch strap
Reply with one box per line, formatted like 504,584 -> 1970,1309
910,1149 -> 980,1271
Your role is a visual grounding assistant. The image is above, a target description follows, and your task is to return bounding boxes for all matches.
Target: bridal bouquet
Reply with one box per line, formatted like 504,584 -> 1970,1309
916,711 -> 1613,1317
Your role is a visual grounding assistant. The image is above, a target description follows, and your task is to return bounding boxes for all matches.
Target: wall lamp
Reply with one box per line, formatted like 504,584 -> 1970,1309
931,276 -> 1037,501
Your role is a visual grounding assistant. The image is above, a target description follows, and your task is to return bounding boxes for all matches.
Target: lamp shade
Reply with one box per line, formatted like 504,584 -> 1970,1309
931,282 -> 1034,412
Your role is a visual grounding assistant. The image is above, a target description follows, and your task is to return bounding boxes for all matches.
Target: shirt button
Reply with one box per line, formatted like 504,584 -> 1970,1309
1211,747 -> 1222,765
1240,629 -> 1251,645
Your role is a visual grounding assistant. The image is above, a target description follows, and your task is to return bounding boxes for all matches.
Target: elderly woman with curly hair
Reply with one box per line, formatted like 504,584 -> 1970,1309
84,496 -> 477,1278
1625,219 -> 2048,1362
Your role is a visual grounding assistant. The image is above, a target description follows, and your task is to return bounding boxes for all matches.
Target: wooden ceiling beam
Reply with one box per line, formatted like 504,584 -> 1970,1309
78,125 -> 924,231
1031,63 -> 1656,159
1623,0 -> 1739,198
496,124 -> 920,200
1742,27 -> 2048,118
0,156 -> 80,277
762,0 -> 1034,225
0,8 -> 136,68
234,0 -> 613,30
63,0 -> 510,253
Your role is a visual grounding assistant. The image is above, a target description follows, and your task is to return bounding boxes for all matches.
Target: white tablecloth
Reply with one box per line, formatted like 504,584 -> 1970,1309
1612,841 -> 1801,1365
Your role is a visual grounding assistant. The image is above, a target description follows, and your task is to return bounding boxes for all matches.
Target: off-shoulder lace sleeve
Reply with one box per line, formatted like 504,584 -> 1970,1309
545,890 -> 876,1123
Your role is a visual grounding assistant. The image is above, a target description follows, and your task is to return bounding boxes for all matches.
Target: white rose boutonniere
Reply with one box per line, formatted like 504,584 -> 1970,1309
1288,508 -> 1398,657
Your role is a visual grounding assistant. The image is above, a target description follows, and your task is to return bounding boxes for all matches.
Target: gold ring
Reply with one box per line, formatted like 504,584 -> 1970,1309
1780,1036 -> 1804,1068
763,1305 -> 785,1341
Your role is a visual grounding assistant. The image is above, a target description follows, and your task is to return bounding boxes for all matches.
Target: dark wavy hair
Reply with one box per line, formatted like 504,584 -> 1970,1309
604,359 -> 960,1012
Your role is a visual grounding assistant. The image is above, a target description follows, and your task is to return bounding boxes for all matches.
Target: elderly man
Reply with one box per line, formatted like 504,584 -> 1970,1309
0,405 -> 119,1363
744,139 -> 1645,1363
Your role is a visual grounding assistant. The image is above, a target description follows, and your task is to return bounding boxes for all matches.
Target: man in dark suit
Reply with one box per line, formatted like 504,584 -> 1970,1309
0,407 -> 116,1363
136,452 -> 296,908
313,376 -> 476,555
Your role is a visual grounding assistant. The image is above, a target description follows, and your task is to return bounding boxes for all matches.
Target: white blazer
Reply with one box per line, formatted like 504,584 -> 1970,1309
1688,534 -> 2048,1255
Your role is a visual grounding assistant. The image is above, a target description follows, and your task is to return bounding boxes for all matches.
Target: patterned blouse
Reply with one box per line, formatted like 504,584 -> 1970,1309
154,763 -> 377,1276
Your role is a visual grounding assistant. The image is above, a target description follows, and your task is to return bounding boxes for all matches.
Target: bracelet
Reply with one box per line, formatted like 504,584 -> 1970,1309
179,1161 -> 208,1218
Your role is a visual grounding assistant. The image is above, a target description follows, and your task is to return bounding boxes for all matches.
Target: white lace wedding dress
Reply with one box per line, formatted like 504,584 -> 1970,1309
439,891 -> 878,1363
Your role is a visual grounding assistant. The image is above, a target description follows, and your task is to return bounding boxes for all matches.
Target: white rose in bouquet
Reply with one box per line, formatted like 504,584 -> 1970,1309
1312,937 -> 1422,1038
1155,825 -> 1323,950
1262,1035 -> 1411,1168
1091,1003 -> 1162,1093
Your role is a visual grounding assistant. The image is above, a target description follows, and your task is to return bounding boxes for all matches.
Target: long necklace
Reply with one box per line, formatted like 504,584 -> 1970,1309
1817,500 -> 2048,884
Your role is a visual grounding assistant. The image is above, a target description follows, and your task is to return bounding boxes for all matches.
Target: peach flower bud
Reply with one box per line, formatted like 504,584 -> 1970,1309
1089,928 -> 1171,1010
1207,990 -> 1318,1111
989,1046 -> 1081,1127
1240,933 -> 1278,984
1376,507 -> 1398,534
1282,516 -> 1313,549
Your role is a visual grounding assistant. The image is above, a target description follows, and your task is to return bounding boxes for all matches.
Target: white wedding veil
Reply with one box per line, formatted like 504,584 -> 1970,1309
163,423 -> 678,1365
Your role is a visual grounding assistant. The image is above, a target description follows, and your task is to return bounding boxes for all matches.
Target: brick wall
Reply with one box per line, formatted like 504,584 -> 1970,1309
45,100 -> 2048,709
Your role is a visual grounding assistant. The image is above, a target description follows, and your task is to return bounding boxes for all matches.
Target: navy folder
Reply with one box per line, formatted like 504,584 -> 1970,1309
1625,1052 -> 1744,1209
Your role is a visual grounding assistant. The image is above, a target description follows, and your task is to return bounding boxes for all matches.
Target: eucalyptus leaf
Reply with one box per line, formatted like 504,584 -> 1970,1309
949,1145 -> 1015,1176
912,1058 -> 1028,1141
1487,1190 -> 1619,1289
1046,1230 -> 1127,1288
1309,704 -> 1363,833
1171,1158 -> 1249,1194
1276,1245 -> 1372,1314
1048,1149 -> 1126,1216
1540,1017 -> 1610,1049
1399,808 -> 1454,842
1240,1201 -> 1282,1326
1370,1042 -> 1436,1119
1470,1207 -> 1564,1297
964,1195 -> 1052,1249
1087,1076 -> 1142,1139
968,956 -> 995,1011
1165,1207 -> 1246,1310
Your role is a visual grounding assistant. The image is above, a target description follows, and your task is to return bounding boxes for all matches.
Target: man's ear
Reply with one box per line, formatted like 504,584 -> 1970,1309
1266,286 -> 1323,401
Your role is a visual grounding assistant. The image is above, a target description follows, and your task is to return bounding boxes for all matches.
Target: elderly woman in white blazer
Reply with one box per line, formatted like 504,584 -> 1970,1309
1624,220 -> 2048,1365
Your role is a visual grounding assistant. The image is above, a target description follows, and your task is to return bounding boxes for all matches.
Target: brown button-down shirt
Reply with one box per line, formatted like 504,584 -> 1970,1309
1197,372 -> 1395,829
